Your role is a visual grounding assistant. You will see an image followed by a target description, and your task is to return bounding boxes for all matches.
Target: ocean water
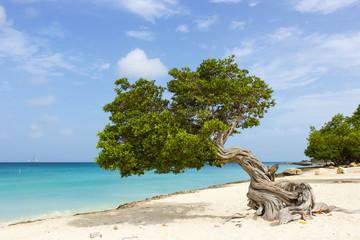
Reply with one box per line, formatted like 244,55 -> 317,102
0,162 -> 301,225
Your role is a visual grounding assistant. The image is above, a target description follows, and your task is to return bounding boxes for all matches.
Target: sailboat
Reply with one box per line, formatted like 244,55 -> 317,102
27,156 -> 39,163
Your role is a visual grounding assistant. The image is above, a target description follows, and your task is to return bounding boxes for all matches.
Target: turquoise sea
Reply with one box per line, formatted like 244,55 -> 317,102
0,162 -> 301,225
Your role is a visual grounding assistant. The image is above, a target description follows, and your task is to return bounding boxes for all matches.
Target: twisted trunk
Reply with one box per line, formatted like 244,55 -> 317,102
213,118 -> 334,224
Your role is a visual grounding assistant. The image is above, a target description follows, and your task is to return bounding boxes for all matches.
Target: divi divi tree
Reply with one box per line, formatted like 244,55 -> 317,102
97,56 -> 333,224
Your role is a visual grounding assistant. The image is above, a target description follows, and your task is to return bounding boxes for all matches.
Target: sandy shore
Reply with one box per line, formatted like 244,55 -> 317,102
1,167 -> 360,240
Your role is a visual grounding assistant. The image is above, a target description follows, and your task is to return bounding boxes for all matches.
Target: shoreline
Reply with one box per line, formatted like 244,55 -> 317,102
1,162 -> 301,227
2,166 -> 360,240
2,165 -> 326,227
7,179 -> 253,227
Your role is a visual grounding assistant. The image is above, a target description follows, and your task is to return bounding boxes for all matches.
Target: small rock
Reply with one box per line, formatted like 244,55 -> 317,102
121,236 -> 138,240
349,162 -> 357,168
315,168 -> 327,175
337,167 -> 346,174
328,166 -> 335,169
114,226 -> 118,230
283,168 -> 303,176
90,232 -> 102,238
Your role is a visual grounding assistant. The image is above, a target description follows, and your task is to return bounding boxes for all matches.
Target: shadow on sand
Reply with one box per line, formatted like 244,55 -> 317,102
68,201 -> 232,228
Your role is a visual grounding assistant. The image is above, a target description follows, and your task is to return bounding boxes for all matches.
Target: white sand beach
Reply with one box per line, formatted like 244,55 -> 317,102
1,167 -> 360,240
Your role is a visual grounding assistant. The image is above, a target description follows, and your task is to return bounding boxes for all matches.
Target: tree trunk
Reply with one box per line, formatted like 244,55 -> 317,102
213,119 -> 334,224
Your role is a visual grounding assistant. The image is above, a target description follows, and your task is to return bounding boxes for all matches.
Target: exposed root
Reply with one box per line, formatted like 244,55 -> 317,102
213,120 -> 335,224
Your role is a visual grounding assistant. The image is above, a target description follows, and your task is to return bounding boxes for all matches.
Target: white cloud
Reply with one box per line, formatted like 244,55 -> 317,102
28,125 -> 43,138
0,27 -> 38,58
176,24 -> 189,33
92,60 -> 110,71
276,88 -> 360,127
0,5 -> 37,58
225,41 -> 254,58
117,48 -> 168,79
0,5 -> 7,26
72,81 -> 84,86
199,43 -> 209,50
229,20 -> 246,31
12,0 -> 49,3
293,0 -> 359,14
243,30 -> 360,90
126,30 -> 155,41
269,26 -> 302,41
98,0 -> 180,22
251,60 -> 324,90
22,53 -> 75,75
60,128 -> 73,136
26,96 -> 56,107
210,0 -> 242,3
267,18 -> 280,23
0,81 -> 11,91
195,15 -> 218,31
0,6 -> 38,58
0,5 -> 78,76
40,114 -> 59,123
28,76 -> 49,85
306,32 -> 360,68
24,7 -> 40,18
249,0 -> 260,7
264,32 -> 360,84
38,21 -> 66,39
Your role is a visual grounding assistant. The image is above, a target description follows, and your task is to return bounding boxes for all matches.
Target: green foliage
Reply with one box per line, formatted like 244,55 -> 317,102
305,106 -> 360,165
346,104 -> 360,129
96,56 -> 275,177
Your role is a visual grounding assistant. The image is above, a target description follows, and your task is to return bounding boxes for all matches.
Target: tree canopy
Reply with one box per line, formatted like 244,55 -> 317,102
96,56 -> 275,177
304,105 -> 360,165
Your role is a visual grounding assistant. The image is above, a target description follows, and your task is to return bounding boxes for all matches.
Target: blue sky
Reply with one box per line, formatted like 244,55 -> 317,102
0,0 -> 360,162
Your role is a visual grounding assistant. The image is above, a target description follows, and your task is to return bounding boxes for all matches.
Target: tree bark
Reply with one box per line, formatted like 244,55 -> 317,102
213,119 -> 334,224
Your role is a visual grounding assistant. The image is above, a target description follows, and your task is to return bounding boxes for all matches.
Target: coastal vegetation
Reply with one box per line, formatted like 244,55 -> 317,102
97,56 -> 334,224
305,105 -> 360,166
